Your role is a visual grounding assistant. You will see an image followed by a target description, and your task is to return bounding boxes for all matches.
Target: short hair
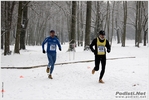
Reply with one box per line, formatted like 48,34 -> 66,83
50,30 -> 55,33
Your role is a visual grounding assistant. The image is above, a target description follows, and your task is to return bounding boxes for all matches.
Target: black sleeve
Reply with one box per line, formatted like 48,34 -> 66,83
106,40 -> 111,51
90,39 -> 96,52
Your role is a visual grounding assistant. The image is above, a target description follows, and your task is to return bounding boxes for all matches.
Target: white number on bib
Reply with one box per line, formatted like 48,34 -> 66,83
98,46 -> 104,53
50,45 -> 56,51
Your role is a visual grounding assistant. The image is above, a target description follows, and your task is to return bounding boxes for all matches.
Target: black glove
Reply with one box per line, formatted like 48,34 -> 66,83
59,48 -> 61,51
43,50 -> 46,53
107,49 -> 110,53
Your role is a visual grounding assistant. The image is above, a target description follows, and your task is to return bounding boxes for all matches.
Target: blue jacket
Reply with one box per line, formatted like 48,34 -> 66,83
42,36 -> 61,53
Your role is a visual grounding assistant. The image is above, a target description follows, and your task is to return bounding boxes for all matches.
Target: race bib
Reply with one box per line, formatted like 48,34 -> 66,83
98,46 -> 105,53
50,45 -> 56,51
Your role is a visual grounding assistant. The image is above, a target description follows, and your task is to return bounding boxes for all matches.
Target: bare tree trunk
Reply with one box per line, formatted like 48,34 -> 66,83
80,1 -> 84,46
115,16 -> 120,44
110,1 -> 115,45
135,1 -> 142,47
66,2 -> 71,42
77,1 -> 80,46
14,1 -> 23,53
94,1 -> 100,37
140,1 -> 144,44
68,1 -> 77,51
142,1 -> 148,46
144,29 -> 148,46
121,1 -> 127,47
1,31 -> 4,49
117,29 -> 120,44
115,2 -> 120,44
60,15 -> 64,45
4,1 -> 10,55
84,1 -> 92,50
1,2 -> 5,50
4,1 -> 15,55
106,1 -> 110,41
139,1 -> 143,44
135,2 -> 138,46
20,1 -> 29,50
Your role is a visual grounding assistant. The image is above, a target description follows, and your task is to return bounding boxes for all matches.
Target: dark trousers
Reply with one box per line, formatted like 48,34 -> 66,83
94,55 -> 106,80
47,52 -> 56,75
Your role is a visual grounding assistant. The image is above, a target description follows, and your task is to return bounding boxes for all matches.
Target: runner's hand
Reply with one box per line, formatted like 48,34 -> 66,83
107,49 -> 110,53
43,50 -> 46,53
93,50 -> 96,55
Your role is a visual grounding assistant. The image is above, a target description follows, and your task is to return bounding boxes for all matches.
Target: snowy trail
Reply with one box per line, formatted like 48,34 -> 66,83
1,41 -> 148,99
1,57 -> 148,99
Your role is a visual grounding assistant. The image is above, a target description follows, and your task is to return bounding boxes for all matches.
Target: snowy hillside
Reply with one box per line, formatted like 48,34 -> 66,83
0,40 -> 148,99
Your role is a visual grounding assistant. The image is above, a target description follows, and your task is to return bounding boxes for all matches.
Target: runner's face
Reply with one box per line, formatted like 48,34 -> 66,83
99,34 -> 105,39
50,32 -> 55,37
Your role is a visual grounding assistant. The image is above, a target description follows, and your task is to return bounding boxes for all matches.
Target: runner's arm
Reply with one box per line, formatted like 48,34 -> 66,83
90,39 -> 96,52
56,39 -> 62,50
106,40 -> 111,53
42,37 -> 48,51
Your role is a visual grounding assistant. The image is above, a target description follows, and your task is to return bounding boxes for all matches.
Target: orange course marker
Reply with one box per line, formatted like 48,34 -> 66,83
20,76 -> 24,78
1,89 -> 5,92
87,66 -> 90,69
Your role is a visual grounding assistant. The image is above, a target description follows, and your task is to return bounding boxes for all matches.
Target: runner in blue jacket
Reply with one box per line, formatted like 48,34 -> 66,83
42,30 -> 61,79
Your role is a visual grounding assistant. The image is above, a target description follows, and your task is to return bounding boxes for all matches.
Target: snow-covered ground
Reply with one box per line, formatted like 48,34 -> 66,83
0,40 -> 148,99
